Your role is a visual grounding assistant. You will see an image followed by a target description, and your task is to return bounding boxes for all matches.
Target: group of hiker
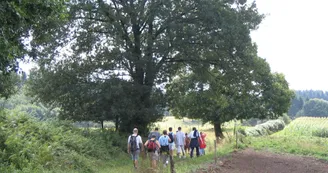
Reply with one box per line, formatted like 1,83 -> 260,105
127,127 -> 207,169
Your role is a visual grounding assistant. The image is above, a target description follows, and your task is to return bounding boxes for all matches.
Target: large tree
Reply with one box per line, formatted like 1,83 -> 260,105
167,54 -> 294,138
28,0 -> 263,133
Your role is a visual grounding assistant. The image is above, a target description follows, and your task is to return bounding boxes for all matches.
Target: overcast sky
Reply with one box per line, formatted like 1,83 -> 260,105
251,0 -> 328,91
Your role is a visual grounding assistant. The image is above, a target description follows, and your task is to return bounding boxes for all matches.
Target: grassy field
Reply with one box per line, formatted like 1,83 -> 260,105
247,117 -> 328,160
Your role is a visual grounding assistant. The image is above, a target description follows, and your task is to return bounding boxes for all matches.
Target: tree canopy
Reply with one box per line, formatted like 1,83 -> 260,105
0,0 -> 67,98
167,53 -> 294,138
26,0 -> 268,134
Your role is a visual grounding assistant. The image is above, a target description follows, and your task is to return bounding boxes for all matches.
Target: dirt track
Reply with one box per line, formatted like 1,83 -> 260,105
196,148 -> 328,173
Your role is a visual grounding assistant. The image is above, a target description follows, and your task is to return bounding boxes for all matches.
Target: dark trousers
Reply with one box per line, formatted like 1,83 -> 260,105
190,146 -> 200,158
190,138 -> 200,158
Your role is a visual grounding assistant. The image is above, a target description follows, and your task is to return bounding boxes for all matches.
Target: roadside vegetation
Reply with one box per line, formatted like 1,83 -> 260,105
2,107 -> 328,173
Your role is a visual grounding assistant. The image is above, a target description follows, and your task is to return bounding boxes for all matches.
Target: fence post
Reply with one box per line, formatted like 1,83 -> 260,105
214,140 -> 217,164
234,119 -> 238,149
170,155 -> 176,173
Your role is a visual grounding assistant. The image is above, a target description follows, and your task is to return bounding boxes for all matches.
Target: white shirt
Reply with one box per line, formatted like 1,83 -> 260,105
128,134 -> 143,149
188,130 -> 200,139
175,131 -> 185,145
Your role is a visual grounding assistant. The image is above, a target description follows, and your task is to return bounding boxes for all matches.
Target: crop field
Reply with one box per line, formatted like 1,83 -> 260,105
274,117 -> 328,137
249,117 -> 328,160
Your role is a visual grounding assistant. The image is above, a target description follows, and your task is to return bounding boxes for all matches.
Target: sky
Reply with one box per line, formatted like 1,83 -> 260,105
251,0 -> 328,91
20,0 -> 328,91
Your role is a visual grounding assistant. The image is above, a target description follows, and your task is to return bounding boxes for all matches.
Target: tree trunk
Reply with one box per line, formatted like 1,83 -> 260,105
100,120 -> 104,129
115,116 -> 119,132
214,122 -> 224,141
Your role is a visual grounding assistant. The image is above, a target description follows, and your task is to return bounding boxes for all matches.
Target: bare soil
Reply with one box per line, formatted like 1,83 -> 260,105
196,148 -> 328,173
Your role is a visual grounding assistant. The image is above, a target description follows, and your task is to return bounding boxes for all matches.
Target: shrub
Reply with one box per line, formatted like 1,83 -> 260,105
280,114 -> 292,125
0,109 -> 123,172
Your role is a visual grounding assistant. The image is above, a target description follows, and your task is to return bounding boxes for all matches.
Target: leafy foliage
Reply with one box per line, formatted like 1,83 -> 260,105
167,56 -> 294,138
0,0 -> 68,98
0,72 -> 20,99
27,0 -> 266,134
0,89 -> 57,119
0,110 -> 123,172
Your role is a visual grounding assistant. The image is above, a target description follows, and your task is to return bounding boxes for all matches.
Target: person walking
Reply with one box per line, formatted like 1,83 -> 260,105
168,127 -> 175,157
158,130 -> 171,168
199,131 -> 207,155
148,127 -> 161,140
184,133 -> 190,155
127,128 -> 143,169
175,127 -> 186,158
144,134 -> 161,169
188,127 -> 200,158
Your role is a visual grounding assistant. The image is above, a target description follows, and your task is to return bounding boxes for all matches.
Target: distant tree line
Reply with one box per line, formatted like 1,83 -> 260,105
296,90 -> 328,101
288,90 -> 328,117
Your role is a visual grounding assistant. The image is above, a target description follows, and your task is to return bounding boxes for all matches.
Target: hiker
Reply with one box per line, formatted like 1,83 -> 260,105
199,132 -> 207,155
175,127 -> 186,158
168,127 -> 175,157
127,128 -> 143,169
184,133 -> 190,154
158,130 -> 171,168
148,127 -> 161,140
188,127 -> 200,158
144,134 -> 161,169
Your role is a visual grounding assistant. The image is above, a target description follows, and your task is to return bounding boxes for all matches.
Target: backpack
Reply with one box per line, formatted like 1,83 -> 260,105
193,130 -> 199,138
129,135 -> 138,152
147,139 -> 157,152
168,132 -> 174,143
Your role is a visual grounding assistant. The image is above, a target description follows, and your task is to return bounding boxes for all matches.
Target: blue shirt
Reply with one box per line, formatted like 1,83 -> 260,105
158,135 -> 169,146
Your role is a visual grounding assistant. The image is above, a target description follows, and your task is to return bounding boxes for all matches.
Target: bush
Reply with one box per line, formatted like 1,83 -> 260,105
280,114 -> 292,125
0,110 -> 123,172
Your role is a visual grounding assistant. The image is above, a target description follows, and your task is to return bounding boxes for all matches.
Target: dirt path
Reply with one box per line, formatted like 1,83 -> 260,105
197,148 -> 328,173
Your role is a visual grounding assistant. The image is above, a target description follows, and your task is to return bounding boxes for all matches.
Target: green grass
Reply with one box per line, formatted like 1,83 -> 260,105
247,136 -> 328,160
97,142 -> 235,173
